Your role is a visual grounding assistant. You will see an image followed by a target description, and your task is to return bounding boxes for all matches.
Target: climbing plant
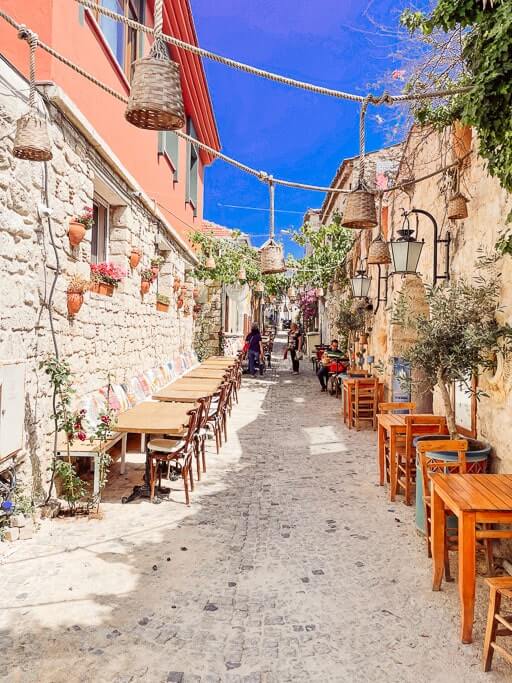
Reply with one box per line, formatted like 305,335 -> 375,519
191,230 -> 261,284
401,0 -> 512,192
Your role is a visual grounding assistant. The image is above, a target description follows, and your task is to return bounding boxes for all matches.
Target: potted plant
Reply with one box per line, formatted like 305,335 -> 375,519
173,276 -> 181,292
156,293 -> 170,312
90,262 -> 127,296
177,296 -> 184,309
129,246 -> 142,269
150,256 -> 165,279
67,274 -> 89,316
68,206 -> 94,247
140,269 -> 153,295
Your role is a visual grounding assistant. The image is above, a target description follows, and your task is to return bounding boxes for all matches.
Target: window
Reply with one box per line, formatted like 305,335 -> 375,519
158,131 -> 179,181
97,0 -> 143,80
186,118 -> 199,216
91,197 -> 109,263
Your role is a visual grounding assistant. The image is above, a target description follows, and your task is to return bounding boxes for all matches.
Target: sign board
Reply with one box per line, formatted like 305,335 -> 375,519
392,357 -> 411,404
0,361 -> 26,459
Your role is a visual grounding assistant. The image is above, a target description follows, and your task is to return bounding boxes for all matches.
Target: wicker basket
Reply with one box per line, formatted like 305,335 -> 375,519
367,235 -> 391,265
125,57 -> 185,131
13,112 -> 52,161
205,256 -> 216,270
342,189 -> 377,229
287,286 -> 296,298
255,280 -> 264,293
260,240 -> 286,274
448,192 -> 469,220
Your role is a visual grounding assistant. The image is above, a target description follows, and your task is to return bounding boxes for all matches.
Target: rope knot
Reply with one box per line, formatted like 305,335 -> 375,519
258,171 -> 269,183
17,25 -> 38,45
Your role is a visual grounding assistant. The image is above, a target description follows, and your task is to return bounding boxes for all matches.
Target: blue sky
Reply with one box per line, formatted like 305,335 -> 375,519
191,0 -> 419,257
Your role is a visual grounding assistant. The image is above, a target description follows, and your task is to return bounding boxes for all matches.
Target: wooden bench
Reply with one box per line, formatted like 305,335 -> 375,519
56,432 -> 127,496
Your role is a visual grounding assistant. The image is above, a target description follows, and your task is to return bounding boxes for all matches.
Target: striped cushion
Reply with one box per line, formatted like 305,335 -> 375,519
125,376 -> 146,405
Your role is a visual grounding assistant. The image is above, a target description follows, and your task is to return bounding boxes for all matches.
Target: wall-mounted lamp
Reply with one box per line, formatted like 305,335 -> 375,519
373,264 -> 389,315
389,208 -> 450,285
351,259 -> 371,299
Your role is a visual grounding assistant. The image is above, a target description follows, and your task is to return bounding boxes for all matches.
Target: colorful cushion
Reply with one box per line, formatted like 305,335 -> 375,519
173,354 -> 184,376
125,376 -> 146,405
154,366 -> 167,388
137,372 -> 151,396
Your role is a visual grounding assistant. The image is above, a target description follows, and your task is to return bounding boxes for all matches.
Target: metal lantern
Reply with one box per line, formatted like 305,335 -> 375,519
125,0 -> 185,131
238,266 -> 246,280
342,188 -> 378,229
367,234 -> 391,265
389,228 -> 424,275
205,256 -> 216,270
351,269 -> 371,299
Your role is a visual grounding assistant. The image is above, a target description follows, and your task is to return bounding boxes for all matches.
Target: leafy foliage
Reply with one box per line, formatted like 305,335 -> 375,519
191,230 -> 261,285
401,0 -> 512,191
393,268 -> 512,436
291,214 -> 354,289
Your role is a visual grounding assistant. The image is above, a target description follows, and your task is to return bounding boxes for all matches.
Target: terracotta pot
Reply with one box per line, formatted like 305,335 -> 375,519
141,280 -> 151,295
156,301 -> 169,312
151,265 -> 159,279
173,278 -> 181,292
67,291 -> 83,316
359,333 -> 369,345
452,121 -> 472,160
129,249 -> 141,269
91,281 -> 114,297
68,221 -> 86,247
177,297 -> 184,309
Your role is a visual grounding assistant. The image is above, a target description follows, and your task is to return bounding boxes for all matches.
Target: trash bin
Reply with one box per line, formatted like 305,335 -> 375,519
414,435 -> 491,535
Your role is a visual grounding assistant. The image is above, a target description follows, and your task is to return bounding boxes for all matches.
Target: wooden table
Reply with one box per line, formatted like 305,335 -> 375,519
115,401 -> 193,435
153,387 -> 215,403
169,377 -> 222,392
184,368 -> 228,379
430,474 -> 512,644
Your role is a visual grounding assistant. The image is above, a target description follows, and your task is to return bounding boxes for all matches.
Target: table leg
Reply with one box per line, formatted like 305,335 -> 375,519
378,423 -> 385,486
459,511 -> 476,644
120,433 -> 127,475
93,453 -> 100,497
431,485 -> 445,591
389,428 -> 397,501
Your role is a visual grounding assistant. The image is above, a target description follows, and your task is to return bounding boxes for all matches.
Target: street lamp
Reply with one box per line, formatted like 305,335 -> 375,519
389,214 -> 424,275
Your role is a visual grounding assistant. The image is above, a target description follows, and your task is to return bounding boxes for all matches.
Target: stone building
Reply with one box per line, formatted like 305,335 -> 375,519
0,0 -> 220,498
322,125 -> 512,472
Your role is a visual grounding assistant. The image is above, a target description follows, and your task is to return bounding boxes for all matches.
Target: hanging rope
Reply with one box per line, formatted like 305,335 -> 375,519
358,96 -> 371,188
0,9 -> 474,196
17,26 -> 38,109
73,0 -> 472,105
149,0 -> 167,61
268,177 -> 275,241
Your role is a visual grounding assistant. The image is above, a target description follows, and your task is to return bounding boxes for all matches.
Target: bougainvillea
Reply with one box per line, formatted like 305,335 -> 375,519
297,289 -> 318,322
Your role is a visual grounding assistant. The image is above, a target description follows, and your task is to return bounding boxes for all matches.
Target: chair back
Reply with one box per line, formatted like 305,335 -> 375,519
197,396 -> 212,431
379,401 -> 416,414
417,439 -> 468,502
353,378 -> 379,416
182,408 -> 201,450
405,414 -> 448,461
348,367 -> 370,377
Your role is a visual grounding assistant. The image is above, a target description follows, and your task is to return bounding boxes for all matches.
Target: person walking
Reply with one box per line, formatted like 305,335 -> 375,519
245,323 -> 263,377
288,322 -> 303,374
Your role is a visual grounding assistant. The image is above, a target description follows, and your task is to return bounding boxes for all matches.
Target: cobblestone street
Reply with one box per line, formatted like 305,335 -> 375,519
0,335 -> 510,682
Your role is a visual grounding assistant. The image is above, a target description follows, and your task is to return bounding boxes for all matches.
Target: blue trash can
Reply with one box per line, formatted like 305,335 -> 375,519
414,435 -> 491,535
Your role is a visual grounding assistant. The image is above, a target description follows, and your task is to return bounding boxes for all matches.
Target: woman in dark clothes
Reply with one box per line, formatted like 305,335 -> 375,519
288,322 -> 303,374
245,323 -> 264,376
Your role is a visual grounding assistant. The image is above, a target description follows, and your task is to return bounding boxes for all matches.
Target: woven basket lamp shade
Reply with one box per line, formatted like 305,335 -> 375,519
205,256 -> 216,270
367,234 -> 391,265
287,286 -> 296,299
13,112 -> 52,162
126,57 -> 185,131
260,240 -> 286,274
316,287 -> 324,298
342,188 -> 378,229
255,280 -> 264,293
448,192 -> 469,220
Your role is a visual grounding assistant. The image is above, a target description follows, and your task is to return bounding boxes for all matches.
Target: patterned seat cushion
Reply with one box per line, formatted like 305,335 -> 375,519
125,376 -> 147,405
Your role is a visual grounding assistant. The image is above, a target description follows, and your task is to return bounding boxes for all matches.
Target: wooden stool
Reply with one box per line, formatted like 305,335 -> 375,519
483,576 -> 512,671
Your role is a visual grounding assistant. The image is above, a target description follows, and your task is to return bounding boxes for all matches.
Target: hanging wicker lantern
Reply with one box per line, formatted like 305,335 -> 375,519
448,192 -> 469,220
13,112 -> 52,161
255,280 -> 264,293
125,0 -> 185,131
260,240 -> 286,274
367,234 -> 392,265
238,266 -> 246,280
287,286 -> 296,299
205,256 -> 216,270
342,188 -> 377,229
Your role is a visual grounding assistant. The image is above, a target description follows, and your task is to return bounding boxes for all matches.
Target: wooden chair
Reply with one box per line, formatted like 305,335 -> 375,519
207,383 -> 229,453
418,439 -> 467,582
378,402 -> 416,486
348,367 -> 370,377
483,577 -> 512,672
193,396 -> 211,480
392,415 -> 448,505
350,378 -> 379,431
147,408 -> 200,505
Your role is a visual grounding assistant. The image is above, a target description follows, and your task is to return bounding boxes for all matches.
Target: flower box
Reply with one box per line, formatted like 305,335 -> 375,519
90,281 -> 114,297
156,301 -> 169,313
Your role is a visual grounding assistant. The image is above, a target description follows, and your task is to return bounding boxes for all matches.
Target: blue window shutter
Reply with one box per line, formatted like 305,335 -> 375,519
186,118 -> 198,216
158,131 -> 179,181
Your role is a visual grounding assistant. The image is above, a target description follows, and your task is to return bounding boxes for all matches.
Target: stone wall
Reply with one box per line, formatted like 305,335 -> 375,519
0,62 -> 196,497
193,282 -> 222,359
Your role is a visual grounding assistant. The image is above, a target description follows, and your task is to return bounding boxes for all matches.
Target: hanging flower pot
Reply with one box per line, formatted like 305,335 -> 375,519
66,274 -> 89,317
260,240 -> 286,274
141,280 -> 151,295
177,296 -> 184,309
68,221 -> 86,247
342,188 -> 377,229
129,247 -> 142,269
205,256 -> 216,270
448,192 -> 469,220
367,234 -> 392,265
13,112 -> 52,162
91,282 -> 114,297
140,268 -> 153,295
67,292 -> 84,316
156,294 -> 170,312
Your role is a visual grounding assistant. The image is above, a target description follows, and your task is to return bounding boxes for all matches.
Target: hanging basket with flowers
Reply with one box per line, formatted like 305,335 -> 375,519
66,274 -> 89,316
140,268 -> 153,295
129,246 -> 142,269
156,293 -> 170,312
150,255 -> 165,279
69,206 -> 94,247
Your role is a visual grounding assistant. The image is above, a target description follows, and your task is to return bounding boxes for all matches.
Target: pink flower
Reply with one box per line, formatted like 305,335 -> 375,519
77,431 -> 87,441
101,415 -> 110,424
